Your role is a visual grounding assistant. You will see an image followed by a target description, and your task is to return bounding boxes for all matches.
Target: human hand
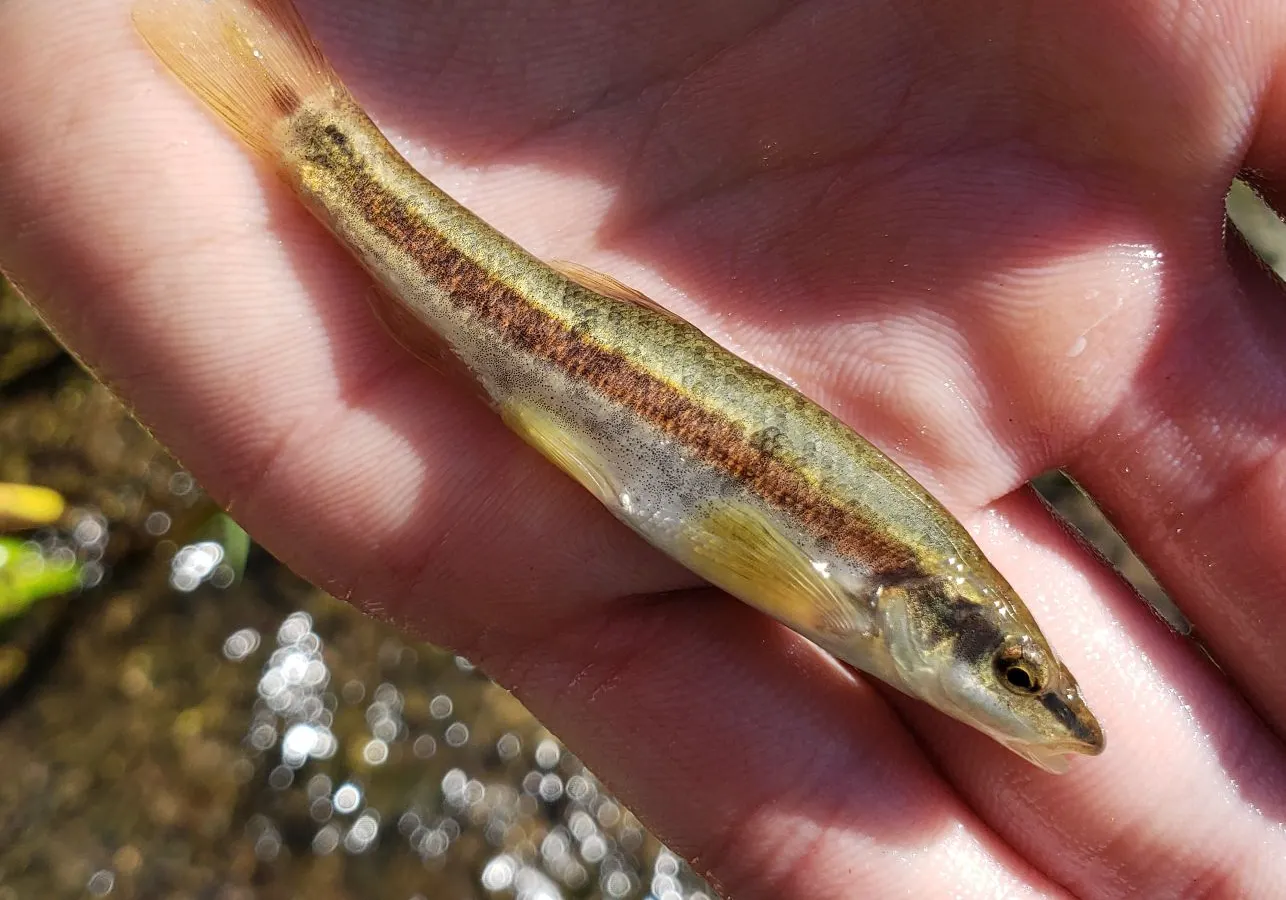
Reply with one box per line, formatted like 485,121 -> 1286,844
4,1 -> 1286,895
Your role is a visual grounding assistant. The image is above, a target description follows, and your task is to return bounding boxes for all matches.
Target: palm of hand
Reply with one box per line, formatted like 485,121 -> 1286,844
3,0 -> 1286,896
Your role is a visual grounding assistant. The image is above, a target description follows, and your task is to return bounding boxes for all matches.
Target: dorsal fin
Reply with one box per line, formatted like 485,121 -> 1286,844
548,260 -> 694,329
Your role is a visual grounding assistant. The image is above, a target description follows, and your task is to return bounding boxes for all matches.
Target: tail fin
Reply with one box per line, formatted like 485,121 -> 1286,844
132,0 -> 343,156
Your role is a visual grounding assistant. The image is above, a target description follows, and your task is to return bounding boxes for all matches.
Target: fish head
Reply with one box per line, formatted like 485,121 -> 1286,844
875,571 -> 1104,773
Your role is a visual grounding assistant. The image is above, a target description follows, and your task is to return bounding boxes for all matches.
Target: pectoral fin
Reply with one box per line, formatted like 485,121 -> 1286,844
679,501 -> 869,640
364,284 -> 492,405
500,400 -> 619,508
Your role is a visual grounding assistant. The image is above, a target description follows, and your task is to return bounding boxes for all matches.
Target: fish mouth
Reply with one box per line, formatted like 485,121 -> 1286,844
1000,699 -> 1106,774
1003,735 -> 1104,774
1040,689 -> 1106,754
986,691 -> 1105,774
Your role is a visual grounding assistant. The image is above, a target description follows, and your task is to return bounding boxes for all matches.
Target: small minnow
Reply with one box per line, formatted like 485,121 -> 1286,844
133,0 -> 1103,771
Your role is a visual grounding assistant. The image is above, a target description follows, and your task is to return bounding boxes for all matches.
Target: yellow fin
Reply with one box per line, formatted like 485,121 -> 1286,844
133,0 -> 342,156
0,483 -> 66,530
680,502 -> 869,640
548,260 -> 693,328
501,401 -> 619,507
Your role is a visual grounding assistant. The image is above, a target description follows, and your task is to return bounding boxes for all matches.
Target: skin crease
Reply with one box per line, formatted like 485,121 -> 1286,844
5,0 -> 1286,895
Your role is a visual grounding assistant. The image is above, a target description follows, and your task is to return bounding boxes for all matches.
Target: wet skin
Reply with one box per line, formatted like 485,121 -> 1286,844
5,0 -> 1286,896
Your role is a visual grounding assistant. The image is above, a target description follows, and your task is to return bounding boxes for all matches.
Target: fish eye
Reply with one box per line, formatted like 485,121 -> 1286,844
994,642 -> 1048,695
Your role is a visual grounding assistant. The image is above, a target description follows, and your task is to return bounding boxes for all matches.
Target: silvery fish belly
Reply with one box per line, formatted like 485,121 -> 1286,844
133,0 -> 1104,772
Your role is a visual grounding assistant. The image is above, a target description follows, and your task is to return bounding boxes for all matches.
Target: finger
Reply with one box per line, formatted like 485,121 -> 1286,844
474,589 -> 1066,899
1242,30 -> 1286,215
900,490 -> 1286,897
0,0 -> 698,653
0,8 -> 1067,894
1068,183 -> 1286,733
844,4 -> 1286,890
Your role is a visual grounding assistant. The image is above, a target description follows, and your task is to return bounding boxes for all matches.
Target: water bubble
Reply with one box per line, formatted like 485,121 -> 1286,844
267,765 -> 294,790
210,564 -> 235,589
514,867 -> 563,900
73,516 -> 105,546
278,612 -> 312,645
254,831 -> 281,862
249,723 -> 277,751
441,768 -> 467,802
80,560 -> 105,588
412,734 -> 437,759
362,738 -> 389,765
481,854 -> 517,891
429,694 -> 453,719
170,541 -> 224,592
280,651 -> 310,684
310,797 -> 333,822
603,871 -> 632,898
333,782 -> 362,814
344,813 -> 380,854
540,830 -> 569,862
372,717 -> 398,742
618,825 -> 644,852
300,695 -> 324,720
580,834 -> 607,863
397,811 -> 422,836
373,682 -> 401,707
257,670 -> 285,699
311,729 -> 337,759
223,628 -> 261,661
86,870 -> 115,896
562,862 -> 589,889
143,511 -> 172,536
566,774 -> 594,802
312,824 -> 341,855
652,874 -> 679,896
535,739 -> 561,769
463,779 -> 485,806
445,722 -> 469,747
302,659 -> 327,687
419,828 -> 449,859
538,773 -> 564,802
307,774 -> 332,799
281,723 -> 320,766
497,733 -> 521,760
341,680 -> 366,704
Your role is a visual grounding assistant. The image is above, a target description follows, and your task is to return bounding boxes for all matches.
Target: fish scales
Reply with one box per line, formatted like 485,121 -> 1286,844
132,0 -> 1104,771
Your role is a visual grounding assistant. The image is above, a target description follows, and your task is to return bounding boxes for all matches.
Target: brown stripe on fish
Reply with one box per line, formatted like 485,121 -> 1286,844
290,108 -> 921,575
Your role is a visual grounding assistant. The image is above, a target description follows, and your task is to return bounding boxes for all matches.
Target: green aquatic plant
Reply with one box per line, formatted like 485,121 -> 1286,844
0,536 -> 81,622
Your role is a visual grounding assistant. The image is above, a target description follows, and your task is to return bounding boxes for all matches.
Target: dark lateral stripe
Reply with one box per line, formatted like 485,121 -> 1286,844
300,112 -> 918,574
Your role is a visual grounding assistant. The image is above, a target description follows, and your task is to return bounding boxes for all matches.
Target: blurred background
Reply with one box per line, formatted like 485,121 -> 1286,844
0,183 -> 1281,899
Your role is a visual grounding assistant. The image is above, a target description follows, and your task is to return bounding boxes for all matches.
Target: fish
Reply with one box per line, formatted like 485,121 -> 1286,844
131,0 -> 1104,772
